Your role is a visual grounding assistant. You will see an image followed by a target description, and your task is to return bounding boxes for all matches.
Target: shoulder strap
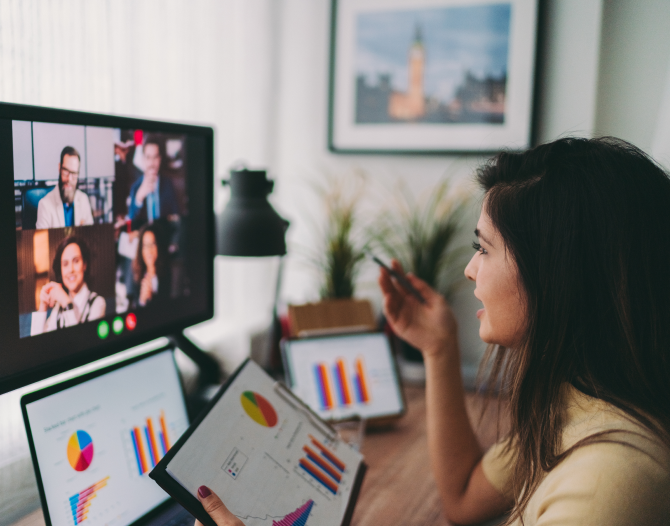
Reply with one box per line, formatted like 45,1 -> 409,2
80,291 -> 99,323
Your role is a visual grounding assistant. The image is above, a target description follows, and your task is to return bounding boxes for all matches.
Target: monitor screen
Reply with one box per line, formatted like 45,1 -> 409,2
0,103 -> 214,394
22,349 -> 190,526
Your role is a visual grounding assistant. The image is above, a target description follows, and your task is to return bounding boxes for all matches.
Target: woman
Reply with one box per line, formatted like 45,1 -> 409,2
194,137 -> 670,526
131,223 -> 170,308
31,236 -> 106,334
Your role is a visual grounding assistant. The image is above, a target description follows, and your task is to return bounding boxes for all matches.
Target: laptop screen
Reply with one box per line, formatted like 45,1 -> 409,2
22,350 -> 189,526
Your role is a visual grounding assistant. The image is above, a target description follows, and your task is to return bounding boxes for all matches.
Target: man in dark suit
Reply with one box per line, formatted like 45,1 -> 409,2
127,136 -> 180,229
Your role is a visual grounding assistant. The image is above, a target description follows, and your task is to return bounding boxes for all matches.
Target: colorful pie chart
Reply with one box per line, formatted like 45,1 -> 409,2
67,430 -> 94,472
241,391 -> 278,427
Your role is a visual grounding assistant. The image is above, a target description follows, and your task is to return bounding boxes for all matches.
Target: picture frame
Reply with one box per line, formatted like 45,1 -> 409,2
328,0 -> 540,154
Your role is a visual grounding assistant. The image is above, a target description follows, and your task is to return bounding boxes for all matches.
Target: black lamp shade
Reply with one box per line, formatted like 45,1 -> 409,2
217,169 -> 288,257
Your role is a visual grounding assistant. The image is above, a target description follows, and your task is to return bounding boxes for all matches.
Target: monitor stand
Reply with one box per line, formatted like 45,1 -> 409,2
169,332 -> 222,386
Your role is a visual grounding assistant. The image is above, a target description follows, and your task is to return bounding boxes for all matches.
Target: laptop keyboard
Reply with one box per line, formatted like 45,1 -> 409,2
163,510 -> 194,526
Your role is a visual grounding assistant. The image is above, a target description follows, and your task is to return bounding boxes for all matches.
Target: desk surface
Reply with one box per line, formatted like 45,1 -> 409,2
350,385 -> 507,526
11,385 -> 507,526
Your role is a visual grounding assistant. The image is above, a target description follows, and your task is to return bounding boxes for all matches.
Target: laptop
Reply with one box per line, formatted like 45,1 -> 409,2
21,348 -> 195,526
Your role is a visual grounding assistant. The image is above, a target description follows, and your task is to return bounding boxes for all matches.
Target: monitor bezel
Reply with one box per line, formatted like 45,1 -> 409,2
0,102 -> 215,395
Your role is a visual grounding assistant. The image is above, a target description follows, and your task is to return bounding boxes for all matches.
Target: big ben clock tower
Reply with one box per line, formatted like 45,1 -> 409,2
389,24 -> 426,120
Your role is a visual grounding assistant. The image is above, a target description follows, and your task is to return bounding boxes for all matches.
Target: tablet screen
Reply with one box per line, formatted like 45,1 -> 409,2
283,333 -> 404,421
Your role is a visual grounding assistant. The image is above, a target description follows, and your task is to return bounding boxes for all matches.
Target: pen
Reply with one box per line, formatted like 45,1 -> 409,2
366,252 -> 427,305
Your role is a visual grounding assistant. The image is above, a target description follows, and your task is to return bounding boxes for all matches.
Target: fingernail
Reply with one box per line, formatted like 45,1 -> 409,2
198,485 -> 211,498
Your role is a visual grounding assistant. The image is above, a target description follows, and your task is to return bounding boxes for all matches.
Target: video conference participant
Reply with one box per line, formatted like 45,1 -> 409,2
130,223 -> 171,308
31,236 -> 106,335
35,146 -> 94,229
127,136 -> 180,229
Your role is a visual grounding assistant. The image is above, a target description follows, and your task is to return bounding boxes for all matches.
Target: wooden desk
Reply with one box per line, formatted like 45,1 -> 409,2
11,386 -> 507,526
351,385 -> 508,526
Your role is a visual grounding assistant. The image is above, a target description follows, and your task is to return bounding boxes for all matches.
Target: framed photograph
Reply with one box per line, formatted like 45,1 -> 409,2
328,0 -> 540,153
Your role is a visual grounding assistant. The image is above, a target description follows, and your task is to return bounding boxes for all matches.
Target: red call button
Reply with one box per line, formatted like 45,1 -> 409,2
125,313 -> 137,330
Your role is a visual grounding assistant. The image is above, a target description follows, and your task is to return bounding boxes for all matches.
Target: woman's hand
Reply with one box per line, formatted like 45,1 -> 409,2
48,283 -> 71,308
135,176 -> 156,205
38,282 -> 70,311
379,260 -> 458,359
139,275 -> 153,305
38,282 -> 54,311
195,486 -> 244,526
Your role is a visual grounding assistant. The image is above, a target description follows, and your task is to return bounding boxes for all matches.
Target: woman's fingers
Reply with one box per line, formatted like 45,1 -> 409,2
378,267 -> 405,319
405,273 -> 437,303
196,486 -> 244,526
390,258 -> 405,274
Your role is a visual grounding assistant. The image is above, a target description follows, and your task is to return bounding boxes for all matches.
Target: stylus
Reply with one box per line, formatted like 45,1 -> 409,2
366,252 -> 427,305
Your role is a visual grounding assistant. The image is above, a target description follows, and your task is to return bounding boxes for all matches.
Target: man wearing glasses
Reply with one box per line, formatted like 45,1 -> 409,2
36,146 -> 94,229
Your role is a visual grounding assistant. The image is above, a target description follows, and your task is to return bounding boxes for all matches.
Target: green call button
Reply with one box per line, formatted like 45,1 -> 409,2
97,320 -> 110,339
112,317 -> 124,335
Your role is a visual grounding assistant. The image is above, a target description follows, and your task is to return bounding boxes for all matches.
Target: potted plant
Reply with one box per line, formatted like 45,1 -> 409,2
290,175 -> 375,337
370,179 -> 471,378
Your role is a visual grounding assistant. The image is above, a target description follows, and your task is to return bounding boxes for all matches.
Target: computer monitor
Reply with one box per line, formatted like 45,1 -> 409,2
0,103 -> 214,395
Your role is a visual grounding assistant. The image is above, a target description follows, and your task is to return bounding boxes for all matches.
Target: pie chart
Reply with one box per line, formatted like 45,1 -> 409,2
241,391 -> 278,427
67,430 -> 94,472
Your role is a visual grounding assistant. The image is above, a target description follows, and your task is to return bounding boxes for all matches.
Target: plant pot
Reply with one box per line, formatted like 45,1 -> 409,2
287,298 -> 376,338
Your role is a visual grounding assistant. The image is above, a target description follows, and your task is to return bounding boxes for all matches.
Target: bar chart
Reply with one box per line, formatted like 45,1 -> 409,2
297,435 -> 346,495
313,356 -> 371,411
68,476 -> 109,525
129,410 -> 171,476
271,499 -> 314,526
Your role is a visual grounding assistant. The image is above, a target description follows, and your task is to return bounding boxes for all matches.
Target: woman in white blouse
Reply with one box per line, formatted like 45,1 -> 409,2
31,236 -> 106,335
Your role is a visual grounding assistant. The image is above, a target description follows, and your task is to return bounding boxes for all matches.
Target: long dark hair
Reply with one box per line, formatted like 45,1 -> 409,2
477,137 -> 670,522
53,236 -> 91,292
132,222 -> 168,283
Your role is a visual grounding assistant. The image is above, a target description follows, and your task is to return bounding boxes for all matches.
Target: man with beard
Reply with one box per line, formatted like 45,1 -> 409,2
35,146 -> 94,229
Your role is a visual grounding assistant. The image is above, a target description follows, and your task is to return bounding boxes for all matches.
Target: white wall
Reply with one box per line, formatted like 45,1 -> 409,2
269,0 -> 604,368
595,0 -> 670,151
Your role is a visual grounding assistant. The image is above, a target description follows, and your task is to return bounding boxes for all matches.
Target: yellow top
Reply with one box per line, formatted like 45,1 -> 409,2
482,386 -> 670,525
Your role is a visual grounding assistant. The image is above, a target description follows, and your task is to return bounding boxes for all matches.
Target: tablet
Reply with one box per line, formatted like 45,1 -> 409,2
282,332 -> 405,423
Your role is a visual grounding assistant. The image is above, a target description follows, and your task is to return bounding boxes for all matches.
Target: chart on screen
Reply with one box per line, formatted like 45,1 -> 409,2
122,409 -> 186,478
67,430 -> 95,472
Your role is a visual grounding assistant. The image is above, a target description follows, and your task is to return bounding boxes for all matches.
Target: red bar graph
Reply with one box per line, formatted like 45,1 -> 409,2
146,417 -> 160,468
335,359 -> 353,405
130,411 -> 171,476
69,477 -> 109,525
303,445 -> 342,482
308,434 -> 346,472
354,357 -> 371,403
314,364 -> 335,410
299,435 -> 347,495
313,356 -> 372,410
132,427 -> 148,475
159,410 -> 170,452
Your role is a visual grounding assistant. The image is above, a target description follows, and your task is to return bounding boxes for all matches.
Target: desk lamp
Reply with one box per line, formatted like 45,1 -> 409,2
217,169 -> 288,256
217,168 -> 289,371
